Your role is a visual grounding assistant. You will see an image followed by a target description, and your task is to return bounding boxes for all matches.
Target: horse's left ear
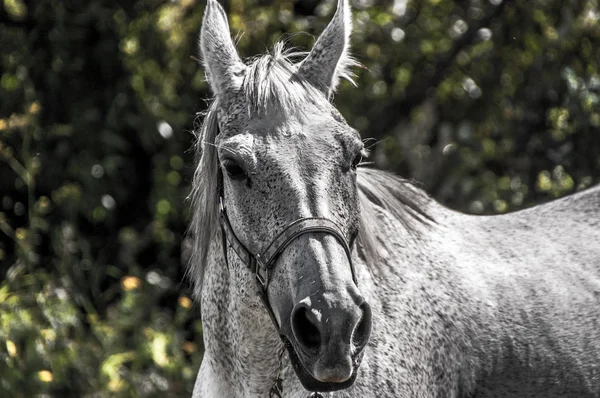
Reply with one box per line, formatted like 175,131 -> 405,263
298,0 -> 356,98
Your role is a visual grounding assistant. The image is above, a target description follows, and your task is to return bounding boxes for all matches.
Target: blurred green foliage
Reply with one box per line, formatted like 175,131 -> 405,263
1,0 -> 599,396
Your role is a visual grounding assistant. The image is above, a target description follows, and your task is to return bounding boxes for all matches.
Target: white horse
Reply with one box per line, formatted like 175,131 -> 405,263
187,0 -> 600,396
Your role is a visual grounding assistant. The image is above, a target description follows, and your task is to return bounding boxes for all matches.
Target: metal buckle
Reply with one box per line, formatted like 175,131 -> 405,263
256,268 -> 267,288
254,254 -> 268,289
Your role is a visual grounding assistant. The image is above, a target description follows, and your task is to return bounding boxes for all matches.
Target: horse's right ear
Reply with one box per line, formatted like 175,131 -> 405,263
199,0 -> 245,99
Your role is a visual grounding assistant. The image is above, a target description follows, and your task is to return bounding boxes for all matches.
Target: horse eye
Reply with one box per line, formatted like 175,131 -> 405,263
351,153 -> 363,170
222,159 -> 247,181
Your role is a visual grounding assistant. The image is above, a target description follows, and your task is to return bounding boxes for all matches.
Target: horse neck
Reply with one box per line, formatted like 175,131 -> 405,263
201,241 -> 289,394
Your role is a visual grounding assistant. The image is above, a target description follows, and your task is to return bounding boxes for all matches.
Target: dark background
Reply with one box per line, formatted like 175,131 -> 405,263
1,0 -> 599,396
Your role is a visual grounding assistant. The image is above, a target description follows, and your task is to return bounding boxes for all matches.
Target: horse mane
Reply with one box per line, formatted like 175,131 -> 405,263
186,44 -> 434,297
355,168 -> 434,259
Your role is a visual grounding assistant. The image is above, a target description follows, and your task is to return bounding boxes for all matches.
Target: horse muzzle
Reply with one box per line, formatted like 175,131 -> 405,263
284,293 -> 372,391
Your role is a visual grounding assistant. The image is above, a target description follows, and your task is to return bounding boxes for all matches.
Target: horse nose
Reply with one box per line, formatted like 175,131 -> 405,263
290,298 -> 372,381
351,301 -> 372,350
290,303 -> 323,353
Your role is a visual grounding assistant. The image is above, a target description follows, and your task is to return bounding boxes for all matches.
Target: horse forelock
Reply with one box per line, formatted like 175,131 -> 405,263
241,41 -> 344,118
244,43 -> 309,116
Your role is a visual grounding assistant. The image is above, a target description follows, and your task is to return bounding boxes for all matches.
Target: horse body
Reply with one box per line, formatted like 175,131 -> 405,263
189,1 -> 600,396
355,173 -> 600,397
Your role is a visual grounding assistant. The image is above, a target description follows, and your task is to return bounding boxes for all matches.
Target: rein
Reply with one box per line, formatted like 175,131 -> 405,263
217,169 -> 357,396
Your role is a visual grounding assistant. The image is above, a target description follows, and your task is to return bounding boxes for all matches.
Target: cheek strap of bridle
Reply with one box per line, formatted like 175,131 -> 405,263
217,196 -> 358,335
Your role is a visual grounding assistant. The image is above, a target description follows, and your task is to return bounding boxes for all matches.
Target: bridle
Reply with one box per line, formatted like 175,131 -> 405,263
216,168 -> 359,395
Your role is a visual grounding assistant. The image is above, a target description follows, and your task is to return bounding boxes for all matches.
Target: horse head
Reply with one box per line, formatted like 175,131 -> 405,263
196,0 -> 372,391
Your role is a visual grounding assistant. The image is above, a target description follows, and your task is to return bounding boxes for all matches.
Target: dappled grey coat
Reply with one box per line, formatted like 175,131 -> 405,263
188,0 -> 600,396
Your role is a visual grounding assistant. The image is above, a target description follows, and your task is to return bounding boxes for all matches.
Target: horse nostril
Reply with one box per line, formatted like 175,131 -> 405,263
291,305 -> 322,353
352,301 -> 372,350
